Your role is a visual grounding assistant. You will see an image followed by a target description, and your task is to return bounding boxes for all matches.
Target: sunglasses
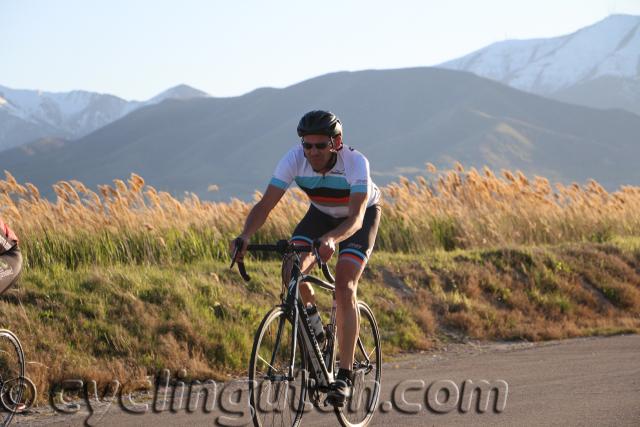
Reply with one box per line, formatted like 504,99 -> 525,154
301,140 -> 332,150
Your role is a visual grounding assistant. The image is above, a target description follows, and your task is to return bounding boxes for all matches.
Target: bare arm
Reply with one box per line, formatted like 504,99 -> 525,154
239,185 -> 286,239
231,185 -> 286,259
323,192 -> 368,243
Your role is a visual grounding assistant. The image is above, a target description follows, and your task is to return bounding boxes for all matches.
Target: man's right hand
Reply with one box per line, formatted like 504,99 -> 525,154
230,235 -> 249,262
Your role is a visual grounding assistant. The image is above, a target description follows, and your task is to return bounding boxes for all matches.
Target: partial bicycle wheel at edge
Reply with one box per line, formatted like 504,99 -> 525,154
249,306 -> 308,427
335,301 -> 381,427
0,329 -> 25,427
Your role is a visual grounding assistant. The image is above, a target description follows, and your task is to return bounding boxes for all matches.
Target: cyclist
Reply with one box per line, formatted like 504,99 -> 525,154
0,217 -> 21,295
232,110 -> 381,406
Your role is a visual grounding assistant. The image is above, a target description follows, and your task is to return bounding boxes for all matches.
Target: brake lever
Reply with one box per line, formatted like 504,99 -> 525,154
229,237 -> 243,269
238,261 -> 251,282
322,263 -> 335,284
312,239 -> 323,270
313,239 -> 335,284
230,237 -> 251,281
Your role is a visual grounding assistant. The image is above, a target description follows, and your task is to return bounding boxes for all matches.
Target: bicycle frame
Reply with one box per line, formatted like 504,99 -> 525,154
281,252 -> 338,390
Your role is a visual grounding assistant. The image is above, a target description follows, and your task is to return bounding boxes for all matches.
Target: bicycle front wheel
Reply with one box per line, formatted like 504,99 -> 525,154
249,306 -> 308,427
0,329 -> 25,427
335,301 -> 382,427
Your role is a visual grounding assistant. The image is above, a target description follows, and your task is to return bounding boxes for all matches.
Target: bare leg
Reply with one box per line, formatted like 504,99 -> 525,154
334,259 -> 364,370
282,251 -> 317,306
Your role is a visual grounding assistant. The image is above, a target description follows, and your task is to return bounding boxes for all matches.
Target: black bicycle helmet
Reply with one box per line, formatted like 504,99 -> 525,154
297,110 -> 342,137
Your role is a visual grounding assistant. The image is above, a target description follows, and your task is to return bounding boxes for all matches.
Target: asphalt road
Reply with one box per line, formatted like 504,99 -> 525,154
14,334 -> 640,426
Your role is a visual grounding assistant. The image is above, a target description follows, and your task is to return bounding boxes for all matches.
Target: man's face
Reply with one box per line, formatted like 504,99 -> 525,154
302,134 -> 341,172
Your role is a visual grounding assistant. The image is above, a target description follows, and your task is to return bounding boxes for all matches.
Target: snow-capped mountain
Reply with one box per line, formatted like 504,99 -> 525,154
0,84 -> 209,151
439,14 -> 640,113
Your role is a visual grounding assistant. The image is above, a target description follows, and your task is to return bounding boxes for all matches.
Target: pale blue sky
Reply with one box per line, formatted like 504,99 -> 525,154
2,0 -> 639,100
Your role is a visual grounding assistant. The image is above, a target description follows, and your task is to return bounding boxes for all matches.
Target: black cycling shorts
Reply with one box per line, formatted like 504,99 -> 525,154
290,204 -> 381,268
0,247 -> 22,295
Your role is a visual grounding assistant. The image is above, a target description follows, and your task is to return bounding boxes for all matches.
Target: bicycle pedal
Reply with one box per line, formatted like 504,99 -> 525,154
324,397 -> 345,408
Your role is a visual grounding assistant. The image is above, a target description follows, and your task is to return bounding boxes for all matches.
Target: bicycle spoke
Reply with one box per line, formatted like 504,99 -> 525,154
356,337 -> 377,365
257,354 -> 279,374
249,307 -> 307,427
365,346 -> 376,362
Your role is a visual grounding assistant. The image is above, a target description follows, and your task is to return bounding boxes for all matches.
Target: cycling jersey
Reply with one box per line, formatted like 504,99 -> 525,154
269,145 -> 381,218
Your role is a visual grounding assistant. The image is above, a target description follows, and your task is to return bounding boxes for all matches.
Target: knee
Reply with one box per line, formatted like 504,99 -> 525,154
300,281 -> 314,297
336,280 -> 357,304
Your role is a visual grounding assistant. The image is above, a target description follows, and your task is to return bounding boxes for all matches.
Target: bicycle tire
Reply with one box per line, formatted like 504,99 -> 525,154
0,329 -> 25,427
249,306 -> 308,427
1,376 -> 35,413
334,302 -> 381,427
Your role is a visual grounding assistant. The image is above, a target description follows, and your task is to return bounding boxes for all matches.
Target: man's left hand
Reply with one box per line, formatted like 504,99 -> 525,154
317,236 -> 336,263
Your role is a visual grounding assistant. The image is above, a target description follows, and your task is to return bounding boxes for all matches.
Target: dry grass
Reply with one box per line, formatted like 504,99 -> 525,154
378,162 -> 640,251
1,172 -> 308,234
2,165 -> 640,267
1,166 -> 640,403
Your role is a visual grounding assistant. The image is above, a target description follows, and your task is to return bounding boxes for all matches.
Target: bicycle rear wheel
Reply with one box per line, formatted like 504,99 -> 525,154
335,302 -> 381,427
0,329 -> 25,426
249,306 -> 308,427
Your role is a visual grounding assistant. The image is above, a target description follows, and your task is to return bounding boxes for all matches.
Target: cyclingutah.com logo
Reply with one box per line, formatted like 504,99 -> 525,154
48,369 -> 509,426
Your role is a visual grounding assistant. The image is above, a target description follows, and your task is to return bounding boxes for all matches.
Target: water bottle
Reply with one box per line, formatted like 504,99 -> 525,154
306,303 -> 325,346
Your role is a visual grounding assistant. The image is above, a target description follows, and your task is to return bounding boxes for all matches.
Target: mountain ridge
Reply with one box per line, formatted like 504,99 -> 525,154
440,14 -> 640,93
439,14 -> 640,114
3,67 -> 640,201
0,84 -> 209,151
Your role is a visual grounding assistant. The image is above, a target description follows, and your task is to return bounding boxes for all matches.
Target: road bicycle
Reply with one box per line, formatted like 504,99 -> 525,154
231,239 -> 381,427
0,329 -> 25,426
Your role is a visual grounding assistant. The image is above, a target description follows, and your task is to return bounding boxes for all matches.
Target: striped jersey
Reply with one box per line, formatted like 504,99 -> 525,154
269,145 -> 380,218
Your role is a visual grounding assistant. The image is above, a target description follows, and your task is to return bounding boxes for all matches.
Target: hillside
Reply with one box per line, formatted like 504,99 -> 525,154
3,67 -> 640,200
553,76 -> 640,116
7,242 -> 640,403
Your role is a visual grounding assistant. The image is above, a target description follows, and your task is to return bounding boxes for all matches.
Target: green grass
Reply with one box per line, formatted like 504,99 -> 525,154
4,238 -> 640,403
